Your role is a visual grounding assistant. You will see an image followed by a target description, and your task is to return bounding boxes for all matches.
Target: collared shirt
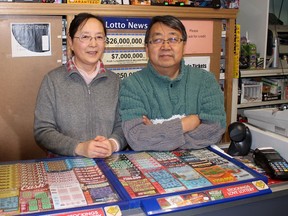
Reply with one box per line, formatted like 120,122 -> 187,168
67,57 -> 106,85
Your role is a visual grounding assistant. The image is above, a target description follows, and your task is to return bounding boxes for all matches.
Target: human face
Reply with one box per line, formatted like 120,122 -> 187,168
68,18 -> 106,72
146,22 -> 185,79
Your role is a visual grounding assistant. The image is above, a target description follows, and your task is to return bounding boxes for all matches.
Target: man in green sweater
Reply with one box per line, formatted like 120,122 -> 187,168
120,15 -> 226,151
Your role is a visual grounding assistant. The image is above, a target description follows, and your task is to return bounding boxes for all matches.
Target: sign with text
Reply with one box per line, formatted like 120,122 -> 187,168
181,20 -> 213,54
11,23 -> 51,57
103,50 -> 147,65
106,33 -> 145,48
108,67 -> 144,79
103,17 -> 150,30
184,56 -> 210,71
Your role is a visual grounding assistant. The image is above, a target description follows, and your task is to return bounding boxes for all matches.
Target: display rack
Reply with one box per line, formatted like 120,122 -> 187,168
237,68 -> 288,109
240,68 -> 288,78
0,147 -> 272,215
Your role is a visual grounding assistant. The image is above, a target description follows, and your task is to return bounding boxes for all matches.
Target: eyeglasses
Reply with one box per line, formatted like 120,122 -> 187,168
149,37 -> 184,45
74,34 -> 106,43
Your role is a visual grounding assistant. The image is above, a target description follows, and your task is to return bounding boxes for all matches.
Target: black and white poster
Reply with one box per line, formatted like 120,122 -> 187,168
11,23 -> 51,57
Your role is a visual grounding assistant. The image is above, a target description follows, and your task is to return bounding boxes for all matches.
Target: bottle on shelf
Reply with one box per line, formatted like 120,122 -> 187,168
272,38 -> 279,68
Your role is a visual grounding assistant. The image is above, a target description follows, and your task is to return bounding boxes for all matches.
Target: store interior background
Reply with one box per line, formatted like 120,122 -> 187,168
0,1 -> 287,162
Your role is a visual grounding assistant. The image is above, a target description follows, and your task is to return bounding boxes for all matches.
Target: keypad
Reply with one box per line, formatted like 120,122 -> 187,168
270,161 -> 288,173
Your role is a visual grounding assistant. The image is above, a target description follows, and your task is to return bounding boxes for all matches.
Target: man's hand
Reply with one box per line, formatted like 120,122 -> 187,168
181,114 -> 200,133
143,115 -> 153,125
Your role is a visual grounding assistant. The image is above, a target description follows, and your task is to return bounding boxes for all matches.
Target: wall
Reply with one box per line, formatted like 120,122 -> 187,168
237,0 -> 270,64
0,16 -> 63,161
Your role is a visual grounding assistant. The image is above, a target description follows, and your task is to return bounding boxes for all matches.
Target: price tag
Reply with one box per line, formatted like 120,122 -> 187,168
103,50 -> 147,65
106,33 -> 145,48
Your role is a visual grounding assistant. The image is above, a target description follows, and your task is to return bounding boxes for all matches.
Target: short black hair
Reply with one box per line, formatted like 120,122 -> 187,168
144,15 -> 187,44
69,13 -> 106,39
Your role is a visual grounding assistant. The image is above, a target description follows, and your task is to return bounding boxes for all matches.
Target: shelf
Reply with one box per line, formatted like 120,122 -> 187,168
234,0 -> 288,122
237,69 -> 288,108
237,99 -> 288,108
240,69 -> 288,78
0,3 -> 238,19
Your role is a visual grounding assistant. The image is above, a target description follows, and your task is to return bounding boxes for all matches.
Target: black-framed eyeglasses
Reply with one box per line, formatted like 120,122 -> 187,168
149,37 -> 184,45
74,34 -> 106,43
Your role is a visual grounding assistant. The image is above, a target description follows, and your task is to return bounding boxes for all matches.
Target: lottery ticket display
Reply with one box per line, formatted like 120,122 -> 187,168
104,147 -> 271,214
0,148 -> 271,215
0,158 -> 120,215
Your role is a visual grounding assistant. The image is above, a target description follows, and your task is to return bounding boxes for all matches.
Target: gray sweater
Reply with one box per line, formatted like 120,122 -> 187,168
34,63 -> 126,156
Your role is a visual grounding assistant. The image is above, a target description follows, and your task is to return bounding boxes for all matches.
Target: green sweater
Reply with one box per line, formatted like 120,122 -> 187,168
121,60 -> 226,127
120,60 -> 226,151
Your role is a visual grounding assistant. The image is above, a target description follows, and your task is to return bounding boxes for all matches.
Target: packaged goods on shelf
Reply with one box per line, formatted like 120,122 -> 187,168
262,77 -> 284,101
240,79 -> 263,104
67,0 -> 101,3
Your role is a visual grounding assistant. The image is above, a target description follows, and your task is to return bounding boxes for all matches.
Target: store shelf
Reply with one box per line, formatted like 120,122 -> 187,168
236,68 -> 288,109
237,99 -> 288,108
240,68 -> 288,78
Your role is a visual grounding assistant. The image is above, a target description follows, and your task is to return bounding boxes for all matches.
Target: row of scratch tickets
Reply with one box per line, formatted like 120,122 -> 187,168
0,164 -> 20,215
0,158 -> 119,215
